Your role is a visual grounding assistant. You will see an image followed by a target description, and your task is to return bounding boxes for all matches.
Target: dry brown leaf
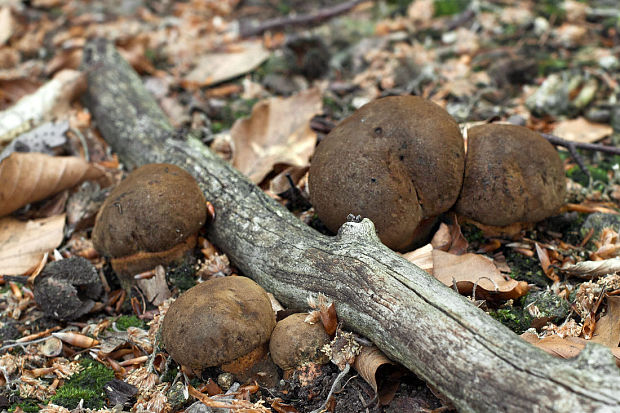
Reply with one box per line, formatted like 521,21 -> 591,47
523,333 -> 620,367
432,249 -> 529,300
401,243 -> 433,273
136,265 -> 172,306
0,153 -> 103,217
562,258 -> 620,278
0,214 -> 64,275
231,88 -> 322,184
269,166 -> 308,194
0,7 -> 14,46
183,41 -> 270,89
591,296 -> 620,347
552,117 -> 613,143
353,346 -> 405,406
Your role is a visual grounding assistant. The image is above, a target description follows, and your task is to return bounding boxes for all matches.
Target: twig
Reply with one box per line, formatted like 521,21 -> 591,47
240,0 -> 366,38
541,132 -> 620,178
310,363 -> 351,413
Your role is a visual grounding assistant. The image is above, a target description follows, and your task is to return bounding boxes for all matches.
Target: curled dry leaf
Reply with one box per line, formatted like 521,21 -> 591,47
432,249 -> 529,301
183,41 -> 270,89
591,296 -> 620,348
561,258 -> 620,278
0,152 -> 103,217
52,332 -> 98,348
0,214 -> 64,275
352,346 -> 405,406
231,88 -> 322,184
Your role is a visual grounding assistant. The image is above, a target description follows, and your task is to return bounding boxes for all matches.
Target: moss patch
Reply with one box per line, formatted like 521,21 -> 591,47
49,358 -> 114,410
489,306 -> 532,334
115,315 -> 145,331
505,249 -> 550,287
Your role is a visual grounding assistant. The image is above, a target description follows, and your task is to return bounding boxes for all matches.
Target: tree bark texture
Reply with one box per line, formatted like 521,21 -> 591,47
82,39 -> 620,412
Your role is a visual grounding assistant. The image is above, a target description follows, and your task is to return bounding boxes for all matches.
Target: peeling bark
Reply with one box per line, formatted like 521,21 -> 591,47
82,39 -> 620,413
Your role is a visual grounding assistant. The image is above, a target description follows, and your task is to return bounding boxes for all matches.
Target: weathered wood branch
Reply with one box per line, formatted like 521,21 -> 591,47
81,39 -> 620,412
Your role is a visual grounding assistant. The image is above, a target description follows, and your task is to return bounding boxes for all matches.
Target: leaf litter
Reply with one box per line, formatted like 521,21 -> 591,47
0,0 -> 620,412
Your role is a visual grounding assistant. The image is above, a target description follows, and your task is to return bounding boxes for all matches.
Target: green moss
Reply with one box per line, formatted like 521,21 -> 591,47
538,58 -> 568,76
434,0 -> 469,17
49,358 -> 115,410
505,249 -> 550,288
566,165 -> 608,188
161,366 -> 179,383
489,307 -> 532,334
167,260 -> 197,292
9,400 -> 40,412
115,315 -> 145,331
461,223 -> 484,244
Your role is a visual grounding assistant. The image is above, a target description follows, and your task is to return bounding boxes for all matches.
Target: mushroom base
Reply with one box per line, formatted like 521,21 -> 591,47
221,343 -> 280,387
110,234 -> 197,283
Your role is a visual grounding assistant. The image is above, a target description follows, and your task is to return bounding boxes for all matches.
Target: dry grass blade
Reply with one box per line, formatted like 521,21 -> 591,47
0,152 -> 103,217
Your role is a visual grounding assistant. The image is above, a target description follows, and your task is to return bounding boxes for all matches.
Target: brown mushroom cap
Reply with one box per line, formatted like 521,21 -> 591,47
269,313 -> 331,371
92,163 -> 206,275
161,276 -> 276,371
454,124 -> 566,226
308,96 -> 464,251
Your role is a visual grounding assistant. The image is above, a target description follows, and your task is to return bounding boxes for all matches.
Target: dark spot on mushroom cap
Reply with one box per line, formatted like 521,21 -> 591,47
92,163 -> 206,270
161,276 -> 276,371
308,96 -> 464,251
269,313 -> 331,371
454,124 -> 566,226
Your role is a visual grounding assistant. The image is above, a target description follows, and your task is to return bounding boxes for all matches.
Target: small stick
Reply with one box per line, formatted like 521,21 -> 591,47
541,133 -> 620,177
309,363 -> 351,413
240,0 -> 366,38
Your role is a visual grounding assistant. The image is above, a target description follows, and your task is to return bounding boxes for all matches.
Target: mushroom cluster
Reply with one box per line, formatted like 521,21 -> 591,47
308,96 -> 566,249
309,96 -> 465,251
92,163 -> 206,287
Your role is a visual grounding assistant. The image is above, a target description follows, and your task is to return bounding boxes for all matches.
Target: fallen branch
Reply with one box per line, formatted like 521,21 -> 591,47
240,0 -> 365,38
81,39 -> 620,412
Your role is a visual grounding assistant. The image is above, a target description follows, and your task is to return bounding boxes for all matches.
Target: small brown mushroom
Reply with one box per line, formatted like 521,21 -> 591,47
454,124 -> 566,226
308,96 -> 465,251
92,163 -> 206,286
269,313 -> 331,372
161,276 -> 276,377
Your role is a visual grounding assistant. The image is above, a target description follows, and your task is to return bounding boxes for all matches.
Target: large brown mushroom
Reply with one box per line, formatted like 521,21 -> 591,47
161,276 -> 276,377
308,96 -> 465,251
454,124 -> 566,225
92,163 -> 206,286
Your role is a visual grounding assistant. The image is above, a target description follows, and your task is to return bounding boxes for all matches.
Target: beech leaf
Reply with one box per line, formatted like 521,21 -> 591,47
0,152 -> 103,217
432,249 -> 529,300
0,214 -> 65,275
591,296 -> 620,347
231,88 -> 322,184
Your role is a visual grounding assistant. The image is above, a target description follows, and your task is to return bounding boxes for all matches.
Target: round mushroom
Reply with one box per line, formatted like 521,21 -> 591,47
308,96 -> 465,251
454,124 -> 566,226
269,313 -> 331,371
92,163 -> 206,285
161,276 -> 276,374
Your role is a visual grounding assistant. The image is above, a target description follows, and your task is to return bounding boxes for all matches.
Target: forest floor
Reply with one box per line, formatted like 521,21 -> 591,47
0,0 -> 619,412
